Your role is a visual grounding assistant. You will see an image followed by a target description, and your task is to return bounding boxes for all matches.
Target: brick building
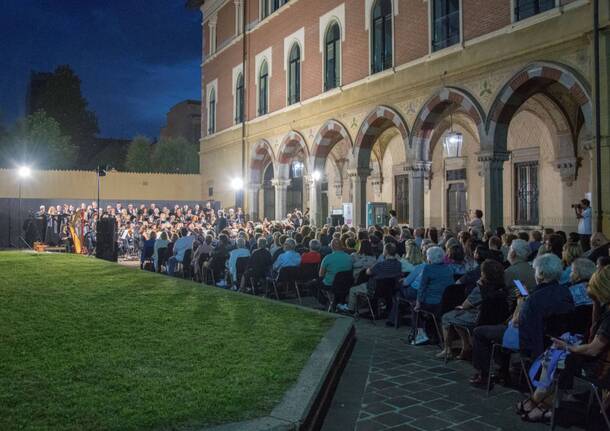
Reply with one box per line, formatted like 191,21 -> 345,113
160,99 -> 202,144
196,0 -> 610,232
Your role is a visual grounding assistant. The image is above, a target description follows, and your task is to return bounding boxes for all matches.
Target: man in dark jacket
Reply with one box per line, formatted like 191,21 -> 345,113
519,253 -> 575,359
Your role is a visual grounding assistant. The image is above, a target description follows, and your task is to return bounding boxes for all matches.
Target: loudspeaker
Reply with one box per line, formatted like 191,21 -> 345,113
96,218 -> 118,262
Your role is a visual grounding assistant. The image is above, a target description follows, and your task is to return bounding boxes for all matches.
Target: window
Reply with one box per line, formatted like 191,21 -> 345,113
258,61 -> 269,115
515,161 -> 539,225
431,0 -> 460,52
371,0 -> 393,73
324,22 -> 341,91
514,0 -> 555,21
272,0 -> 288,13
208,88 -> 216,135
235,73 -> 244,123
287,44 -> 301,105
261,0 -> 270,19
262,0 -> 288,17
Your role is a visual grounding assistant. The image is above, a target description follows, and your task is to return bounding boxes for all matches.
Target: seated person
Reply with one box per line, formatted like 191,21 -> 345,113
567,258 -> 596,306
399,239 -> 424,275
439,259 -> 507,360
140,231 -> 156,269
351,240 -> 377,281
469,253 -> 575,387
153,231 -> 170,272
243,237 -> 272,288
301,239 -> 322,265
227,237 -> 250,286
516,266 -> 610,423
487,236 -> 505,265
271,238 -> 301,276
319,238 -> 353,291
504,239 -> 537,294
338,243 -> 402,314
412,246 -> 455,345
167,227 -> 195,276
587,232 -> 610,263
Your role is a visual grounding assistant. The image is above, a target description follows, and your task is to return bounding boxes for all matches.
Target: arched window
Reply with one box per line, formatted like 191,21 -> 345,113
258,61 -> 269,116
287,43 -> 301,105
208,88 -> 216,135
371,0 -> 393,74
235,72 -> 244,124
324,22 -> 341,91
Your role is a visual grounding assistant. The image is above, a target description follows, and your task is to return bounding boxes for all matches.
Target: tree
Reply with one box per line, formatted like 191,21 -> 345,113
150,137 -> 199,174
32,65 -> 99,162
0,110 -> 77,169
125,135 -> 153,172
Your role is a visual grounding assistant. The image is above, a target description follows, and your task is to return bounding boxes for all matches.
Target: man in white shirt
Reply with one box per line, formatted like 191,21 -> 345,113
167,227 -> 195,276
576,198 -> 592,251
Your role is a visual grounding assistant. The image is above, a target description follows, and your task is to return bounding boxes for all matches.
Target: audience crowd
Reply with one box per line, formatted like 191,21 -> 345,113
29,200 -> 610,427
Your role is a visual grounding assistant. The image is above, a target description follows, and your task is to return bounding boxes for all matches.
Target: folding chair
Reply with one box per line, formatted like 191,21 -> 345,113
156,247 -> 168,273
411,284 -> 466,347
298,263 -> 319,295
270,266 -> 301,303
181,248 -> 193,279
355,277 -> 398,323
234,256 -> 250,289
449,296 -> 509,364
324,271 -> 354,313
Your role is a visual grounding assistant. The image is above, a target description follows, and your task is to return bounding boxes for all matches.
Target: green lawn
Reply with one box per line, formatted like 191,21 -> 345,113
0,252 -> 334,431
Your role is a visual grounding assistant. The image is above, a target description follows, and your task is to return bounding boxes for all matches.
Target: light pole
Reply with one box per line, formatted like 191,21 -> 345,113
231,177 -> 244,209
17,166 -> 32,248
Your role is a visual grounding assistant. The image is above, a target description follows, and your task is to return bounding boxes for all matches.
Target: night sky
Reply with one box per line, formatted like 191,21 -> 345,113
0,0 -> 201,139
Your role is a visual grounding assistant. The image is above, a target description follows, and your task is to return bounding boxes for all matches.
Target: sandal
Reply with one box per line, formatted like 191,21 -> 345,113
521,405 -> 552,423
515,398 -> 537,415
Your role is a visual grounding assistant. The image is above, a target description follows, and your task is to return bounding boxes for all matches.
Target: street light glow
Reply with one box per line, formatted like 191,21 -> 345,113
312,170 -> 322,181
231,177 -> 244,190
18,166 -> 31,179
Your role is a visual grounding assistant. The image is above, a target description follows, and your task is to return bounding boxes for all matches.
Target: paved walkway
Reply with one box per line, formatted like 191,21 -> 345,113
321,319 -> 552,431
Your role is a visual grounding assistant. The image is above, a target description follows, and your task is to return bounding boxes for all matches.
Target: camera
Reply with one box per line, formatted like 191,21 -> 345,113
571,203 -> 582,209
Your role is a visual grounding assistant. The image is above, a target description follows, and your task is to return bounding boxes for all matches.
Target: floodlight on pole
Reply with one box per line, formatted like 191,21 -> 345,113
18,166 -> 31,178
231,178 -> 244,190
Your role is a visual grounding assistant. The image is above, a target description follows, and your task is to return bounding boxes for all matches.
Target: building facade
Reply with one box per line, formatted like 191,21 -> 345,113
160,99 -> 202,144
198,0 -> 610,232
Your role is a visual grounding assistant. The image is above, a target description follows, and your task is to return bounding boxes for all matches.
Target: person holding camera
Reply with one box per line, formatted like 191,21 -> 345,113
575,198 -> 592,251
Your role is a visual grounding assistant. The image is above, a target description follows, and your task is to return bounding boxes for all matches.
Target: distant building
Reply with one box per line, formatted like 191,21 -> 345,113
25,71 -> 52,115
160,100 -> 201,144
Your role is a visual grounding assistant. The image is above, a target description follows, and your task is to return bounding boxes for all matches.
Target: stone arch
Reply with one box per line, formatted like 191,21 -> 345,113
353,105 -> 409,169
487,61 -> 593,153
277,130 -> 309,179
410,86 -> 486,161
311,119 -> 352,173
249,139 -> 275,185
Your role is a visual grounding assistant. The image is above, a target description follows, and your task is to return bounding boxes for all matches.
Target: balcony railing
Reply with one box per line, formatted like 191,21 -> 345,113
514,0 -> 555,21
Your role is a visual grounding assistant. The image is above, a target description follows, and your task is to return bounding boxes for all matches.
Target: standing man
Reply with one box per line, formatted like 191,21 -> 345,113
576,198 -> 592,251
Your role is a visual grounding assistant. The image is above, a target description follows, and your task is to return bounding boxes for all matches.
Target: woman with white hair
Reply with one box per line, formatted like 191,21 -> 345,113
567,258 -> 596,306
411,246 -> 455,345
227,237 -> 250,288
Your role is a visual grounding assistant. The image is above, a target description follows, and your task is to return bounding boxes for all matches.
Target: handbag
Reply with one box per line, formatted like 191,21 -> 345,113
502,322 -> 519,350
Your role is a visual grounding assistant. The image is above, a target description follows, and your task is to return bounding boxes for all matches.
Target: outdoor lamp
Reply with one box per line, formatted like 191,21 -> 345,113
312,170 -> 322,181
443,132 -> 463,158
231,178 -> 244,190
18,166 -> 31,178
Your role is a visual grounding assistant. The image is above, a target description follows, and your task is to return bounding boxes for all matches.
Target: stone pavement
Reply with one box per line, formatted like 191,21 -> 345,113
320,319 -> 559,431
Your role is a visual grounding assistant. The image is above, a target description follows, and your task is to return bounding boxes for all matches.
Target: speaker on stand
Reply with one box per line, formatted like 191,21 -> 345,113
96,217 -> 118,262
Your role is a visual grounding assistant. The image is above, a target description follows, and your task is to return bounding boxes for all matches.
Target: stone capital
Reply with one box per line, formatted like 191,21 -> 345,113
271,178 -> 291,189
208,13 -> 218,27
347,167 -> 373,179
553,157 -> 579,186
